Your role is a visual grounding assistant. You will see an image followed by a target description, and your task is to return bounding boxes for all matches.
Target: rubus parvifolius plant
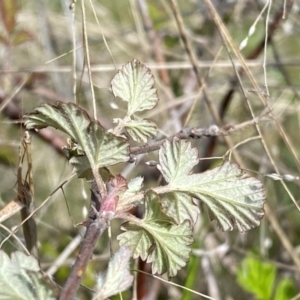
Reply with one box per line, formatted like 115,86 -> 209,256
24,60 -> 266,299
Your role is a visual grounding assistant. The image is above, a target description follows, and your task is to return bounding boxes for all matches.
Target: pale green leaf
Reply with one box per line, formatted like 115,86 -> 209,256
25,102 -> 129,170
25,102 -> 90,146
158,139 -> 265,231
126,176 -> 144,194
111,60 -> 158,116
161,192 -> 199,224
0,251 -> 55,300
11,251 -> 40,271
158,138 -> 199,184
94,247 -> 133,300
119,176 -> 144,200
118,191 -> 193,277
69,121 -> 129,168
124,119 -> 157,143
117,176 -> 144,211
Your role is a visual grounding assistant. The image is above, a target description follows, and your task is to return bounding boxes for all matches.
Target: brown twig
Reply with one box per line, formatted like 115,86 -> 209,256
130,115 -> 268,157
58,181 -> 106,300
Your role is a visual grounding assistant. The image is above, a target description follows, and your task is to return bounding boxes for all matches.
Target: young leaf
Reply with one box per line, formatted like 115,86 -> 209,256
118,191 -> 193,277
124,176 -> 144,196
25,102 -> 129,170
101,174 -> 127,213
158,139 -> 265,231
0,251 -> 55,300
111,59 -> 158,116
124,119 -> 157,143
93,246 -> 133,300
117,176 -> 144,211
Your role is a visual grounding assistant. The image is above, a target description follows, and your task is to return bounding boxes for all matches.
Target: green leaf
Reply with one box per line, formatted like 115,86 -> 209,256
0,250 -> 55,300
237,256 -> 276,300
118,191 -> 193,277
124,119 -> 157,143
25,102 -> 129,171
161,192 -> 199,224
274,278 -> 297,300
158,139 -> 265,231
68,121 -> 129,168
94,246 -> 133,300
158,138 -> 199,184
111,59 -> 158,116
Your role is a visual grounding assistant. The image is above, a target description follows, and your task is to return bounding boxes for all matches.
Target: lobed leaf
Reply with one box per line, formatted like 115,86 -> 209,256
0,251 -> 55,300
111,59 -> 158,116
118,191 -> 193,277
124,119 -> 157,143
94,246 -> 133,300
158,139 -> 266,231
76,121 -> 129,168
25,102 -> 91,145
158,138 -> 199,184
161,192 -> 199,224
25,102 -> 130,172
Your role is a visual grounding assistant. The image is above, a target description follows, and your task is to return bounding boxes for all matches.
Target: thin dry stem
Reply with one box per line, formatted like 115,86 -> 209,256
204,0 -> 300,271
80,0 -> 97,120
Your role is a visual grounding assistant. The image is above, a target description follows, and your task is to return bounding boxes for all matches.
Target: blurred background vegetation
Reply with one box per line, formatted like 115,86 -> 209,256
0,0 -> 300,299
